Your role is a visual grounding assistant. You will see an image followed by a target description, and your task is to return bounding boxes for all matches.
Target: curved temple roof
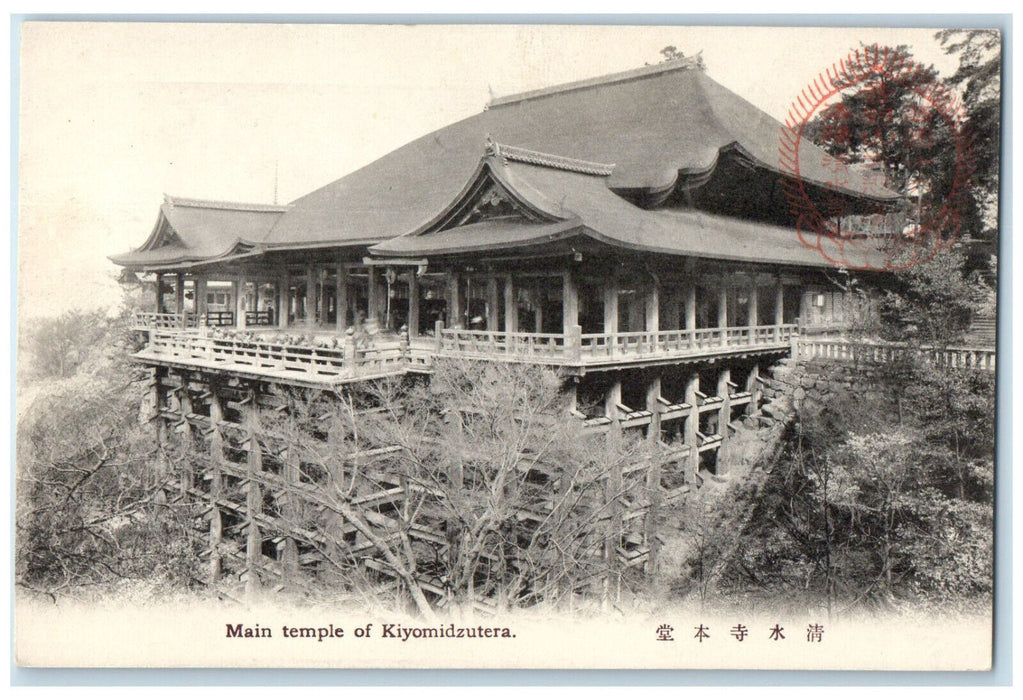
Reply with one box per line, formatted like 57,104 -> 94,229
112,60 -> 899,270
372,150 -> 890,270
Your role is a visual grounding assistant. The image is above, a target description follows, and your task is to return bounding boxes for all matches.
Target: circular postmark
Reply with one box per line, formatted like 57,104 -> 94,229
779,44 -> 976,271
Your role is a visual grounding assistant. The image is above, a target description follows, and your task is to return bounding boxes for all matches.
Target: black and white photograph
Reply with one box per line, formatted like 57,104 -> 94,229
13,21 -> 1002,670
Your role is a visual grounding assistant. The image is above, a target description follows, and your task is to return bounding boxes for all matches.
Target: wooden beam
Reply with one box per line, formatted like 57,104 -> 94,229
305,266 -> 316,326
408,270 -> 420,337
367,266 -> 379,325
775,279 -> 785,326
175,272 -> 186,314
448,273 -> 462,328
278,271 -> 290,329
487,276 -> 500,331
208,390 -> 224,583
244,389 -> 263,600
154,273 -> 163,313
718,284 -> 729,346
563,270 -> 579,335
748,278 -> 759,329
504,276 -> 517,333
236,278 -> 247,330
336,265 -> 348,332
685,281 -> 696,331
684,373 -> 699,483
717,367 -> 732,470
646,373 -> 662,443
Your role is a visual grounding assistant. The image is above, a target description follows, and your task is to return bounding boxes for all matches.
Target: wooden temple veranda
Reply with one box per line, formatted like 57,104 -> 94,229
112,60 -> 988,605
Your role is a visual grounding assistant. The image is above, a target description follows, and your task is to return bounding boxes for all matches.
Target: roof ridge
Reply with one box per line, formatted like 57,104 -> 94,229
487,140 -> 615,176
487,58 -> 702,109
164,194 -> 291,213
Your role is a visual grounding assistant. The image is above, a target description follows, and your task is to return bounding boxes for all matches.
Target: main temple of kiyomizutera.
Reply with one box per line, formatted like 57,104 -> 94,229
111,60 -> 989,598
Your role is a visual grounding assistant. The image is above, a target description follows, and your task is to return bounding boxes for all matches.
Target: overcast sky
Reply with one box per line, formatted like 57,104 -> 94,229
17,22 -> 969,318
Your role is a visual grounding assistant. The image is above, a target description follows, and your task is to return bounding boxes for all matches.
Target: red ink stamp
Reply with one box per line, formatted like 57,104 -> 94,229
779,44 -> 976,271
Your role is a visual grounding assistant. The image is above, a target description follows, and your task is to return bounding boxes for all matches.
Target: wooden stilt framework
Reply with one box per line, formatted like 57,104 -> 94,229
149,355 -> 758,608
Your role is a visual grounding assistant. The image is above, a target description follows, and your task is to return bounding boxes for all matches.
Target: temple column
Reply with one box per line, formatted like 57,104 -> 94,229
683,373 -> 700,483
407,271 -> 420,337
685,281 -> 696,330
154,273 -> 163,313
718,283 -> 729,346
487,276 -> 500,331
646,372 -> 662,443
563,270 -> 579,335
208,390 -> 224,583
335,266 -> 348,331
504,276 -> 517,333
717,367 -> 732,467
305,266 -> 316,326
236,278 -> 248,330
244,390 -> 262,600
175,273 -> 186,315
195,277 -> 207,324
278,272 -> 290,329
605,374 -> 622,425
448,273 -> 462,328
367,266 -> 379,326
775,278 -> 785,338
645,279 -> 659,352
603,281 -> 619,354
748,277 -> 759,339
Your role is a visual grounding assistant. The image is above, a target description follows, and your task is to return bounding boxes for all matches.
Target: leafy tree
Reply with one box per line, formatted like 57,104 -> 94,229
255,360 -> 656,616
24,309 -> 112,379
936,29 -> 1002,251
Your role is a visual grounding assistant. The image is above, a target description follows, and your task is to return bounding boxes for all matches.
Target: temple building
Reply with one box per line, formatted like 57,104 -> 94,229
110,60 -> 920,592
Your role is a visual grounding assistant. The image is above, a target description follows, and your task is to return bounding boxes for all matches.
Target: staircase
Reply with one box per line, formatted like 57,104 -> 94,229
963,310 -> 997,348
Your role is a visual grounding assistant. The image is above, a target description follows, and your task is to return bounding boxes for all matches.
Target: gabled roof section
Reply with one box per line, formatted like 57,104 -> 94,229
267,61 -> 898,250
109,195 -> 289,269
372,156 -> 889,270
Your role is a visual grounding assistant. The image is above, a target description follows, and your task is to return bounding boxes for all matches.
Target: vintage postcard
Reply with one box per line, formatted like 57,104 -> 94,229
14,21 -> 1001,671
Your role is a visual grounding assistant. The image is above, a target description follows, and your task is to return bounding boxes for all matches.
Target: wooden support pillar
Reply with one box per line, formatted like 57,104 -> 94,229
603,447 -> 624,610
305,266 -> 316,326
566,377 -> 579,414
448,273 -> 462,328
278,272 -> 290,329
408,270 -> 420,337
645,281 -> 659,333
487,276 -> 499,331
646,372 -> 662,443
281,428 -> 300,579
367,266 -> 379,325
718,284 -> 729,346
717,367 -> 732,470
746,362 -> 761,416
208,389 -> 224,584
177,376 -> 194,498
244,389 -> 263,600
684,373 -> 700,483
175,273 -> 186,314
563,270 -> 579,335
336,265 -> 348,331
154,273 -> 164,313
644,371 -> 664,574
685,281 -> 696,331
504,276 -> 517,333
195,278 -> 207,322
775,278 -> 785,334
236,278 -> 248,330
605,375 -> 622,425
603,281 -> 619,355
748,278 -> 759,330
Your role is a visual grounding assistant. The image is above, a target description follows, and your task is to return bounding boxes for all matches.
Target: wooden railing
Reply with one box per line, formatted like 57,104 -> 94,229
139,330 -> 410,381
132,311 -> 195,330
797,338 -> 996,372
435,323 -> 796,364
245,310 -> 275,326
